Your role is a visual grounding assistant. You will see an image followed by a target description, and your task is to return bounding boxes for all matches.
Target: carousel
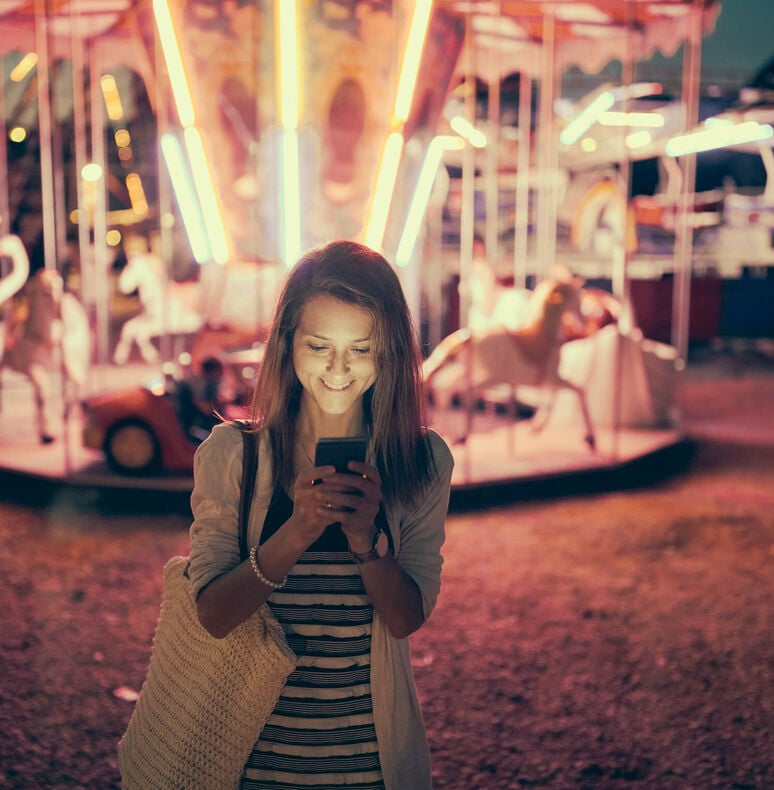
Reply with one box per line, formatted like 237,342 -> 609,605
0,0 -> 727,496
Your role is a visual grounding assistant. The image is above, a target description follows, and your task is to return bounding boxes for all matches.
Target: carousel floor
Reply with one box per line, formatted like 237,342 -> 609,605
0,363 -> 691,508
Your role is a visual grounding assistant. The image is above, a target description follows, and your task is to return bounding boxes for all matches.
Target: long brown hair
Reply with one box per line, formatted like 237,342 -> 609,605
250,240 -> 434,504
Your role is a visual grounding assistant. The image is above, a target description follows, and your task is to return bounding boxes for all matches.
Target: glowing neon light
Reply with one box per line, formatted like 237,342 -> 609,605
626,130 -> 653,149
449,115 -> 487,148
365,0 -> 434,250
100,74 -> 125,121
126,173 -> 149,217
560,91 -> 615,145
153,0 -> 195,127
160,133 -> 211,263
395,135 -> 464,267
153,0 -> 234,262
81,163 -> 103,182
598,111 -> 665,128
115,129 -> 131,147
276,0 -> 301,267
10,52 -> 37,82
277,0 -> 300,129
394,0 -> 434,124
364,131 -> 404,251
183,127 -> 230,264
665,121 -> 774,157
281,129 -> 302,268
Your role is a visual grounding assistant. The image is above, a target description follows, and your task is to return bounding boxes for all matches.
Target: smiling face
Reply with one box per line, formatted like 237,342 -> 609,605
292,294 -> 378,431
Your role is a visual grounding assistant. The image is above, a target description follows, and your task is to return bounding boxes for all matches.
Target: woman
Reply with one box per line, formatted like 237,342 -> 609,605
188,240 -> 454,789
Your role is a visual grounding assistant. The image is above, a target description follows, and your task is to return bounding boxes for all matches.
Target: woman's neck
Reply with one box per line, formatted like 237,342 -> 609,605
295,404 -> 366,462
294,404 -> 365,474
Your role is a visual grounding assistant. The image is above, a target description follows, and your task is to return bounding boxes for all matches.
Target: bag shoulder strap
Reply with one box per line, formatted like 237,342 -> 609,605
236,421 -> 258,562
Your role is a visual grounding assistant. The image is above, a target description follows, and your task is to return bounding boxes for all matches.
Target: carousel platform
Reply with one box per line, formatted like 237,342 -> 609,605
0,361 -> 692,510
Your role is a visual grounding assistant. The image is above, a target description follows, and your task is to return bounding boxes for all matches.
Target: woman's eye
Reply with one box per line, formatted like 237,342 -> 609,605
352,347 -> 371,355
307,344 -> 328,352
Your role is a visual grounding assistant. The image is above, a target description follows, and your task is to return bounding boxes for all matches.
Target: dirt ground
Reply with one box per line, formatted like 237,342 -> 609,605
1,346 -> 772,789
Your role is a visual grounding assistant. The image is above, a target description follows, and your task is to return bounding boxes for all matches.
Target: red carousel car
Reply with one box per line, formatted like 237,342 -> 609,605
81,346 -> 263,476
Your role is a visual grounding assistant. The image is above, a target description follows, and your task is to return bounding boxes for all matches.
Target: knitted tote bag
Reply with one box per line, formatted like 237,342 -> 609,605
117,427 -> 296,790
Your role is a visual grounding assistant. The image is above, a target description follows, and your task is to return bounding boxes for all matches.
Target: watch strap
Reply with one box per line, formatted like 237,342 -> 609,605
351,528 -> 389,564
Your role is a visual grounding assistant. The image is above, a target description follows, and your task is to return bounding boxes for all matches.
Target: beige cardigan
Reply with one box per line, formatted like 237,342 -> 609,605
188,422 -> 454,790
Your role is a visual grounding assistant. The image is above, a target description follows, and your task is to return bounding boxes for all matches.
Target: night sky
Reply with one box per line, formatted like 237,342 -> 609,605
561,1 -> 773,99
653,0 -> 774,88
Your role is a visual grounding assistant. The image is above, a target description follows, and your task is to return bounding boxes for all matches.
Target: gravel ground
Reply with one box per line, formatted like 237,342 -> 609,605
1,347 -> 772,789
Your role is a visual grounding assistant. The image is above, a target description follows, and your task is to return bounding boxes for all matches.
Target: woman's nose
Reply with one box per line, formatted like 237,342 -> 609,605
327,351 -> 350,372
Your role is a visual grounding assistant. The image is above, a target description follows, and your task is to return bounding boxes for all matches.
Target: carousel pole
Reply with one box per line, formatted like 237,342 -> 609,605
459,12 -> 476,479
154,23 -> 175,362
89,54 -> 110,366
481,2 -> 519,456
534,8 -> 557,284
70,19 -> 94,326
34,0 -> 75,472
0,55 -> 9,416
33,0 -> 57,272
423,157 -> 447,353
609,7 -> 638,464
459,32 -> 476,331
61,9 -> 98,474
0,57 -> 9,234
484,6 -> 500,272
513,68 -> 531,290
671,1 -> 703,363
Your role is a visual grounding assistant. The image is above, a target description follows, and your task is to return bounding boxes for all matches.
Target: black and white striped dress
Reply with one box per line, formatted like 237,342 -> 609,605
240,487 -> 386,789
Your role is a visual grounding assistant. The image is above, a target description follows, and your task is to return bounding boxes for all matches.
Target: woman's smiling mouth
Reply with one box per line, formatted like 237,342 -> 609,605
322,379 -> 352,391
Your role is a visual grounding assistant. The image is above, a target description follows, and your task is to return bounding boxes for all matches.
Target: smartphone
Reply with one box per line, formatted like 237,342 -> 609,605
314,436 -> 367,474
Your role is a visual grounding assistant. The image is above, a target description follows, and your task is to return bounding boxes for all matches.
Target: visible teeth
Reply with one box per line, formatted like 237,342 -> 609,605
323,380 -> 349,391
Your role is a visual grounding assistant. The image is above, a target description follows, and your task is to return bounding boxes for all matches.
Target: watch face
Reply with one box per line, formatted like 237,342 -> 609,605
375,529 -> 389,558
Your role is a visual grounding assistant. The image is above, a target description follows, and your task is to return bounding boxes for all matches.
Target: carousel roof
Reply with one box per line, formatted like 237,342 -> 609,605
0,1 -> 721,79
0,0 -> 152,87
435,0 -> 721,80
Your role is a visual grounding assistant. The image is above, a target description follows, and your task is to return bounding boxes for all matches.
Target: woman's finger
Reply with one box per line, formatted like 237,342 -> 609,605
345,461 -> 381,488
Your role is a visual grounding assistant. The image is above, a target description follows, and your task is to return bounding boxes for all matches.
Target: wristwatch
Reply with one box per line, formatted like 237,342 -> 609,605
351,528 -> 390,564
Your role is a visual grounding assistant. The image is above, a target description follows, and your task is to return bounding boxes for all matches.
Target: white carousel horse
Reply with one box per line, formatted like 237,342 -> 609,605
0,234 -> 31,384
1,234 -> 89,441
0,234 -> 30,311
423,275 -> 597,450
113,251 -> 203,364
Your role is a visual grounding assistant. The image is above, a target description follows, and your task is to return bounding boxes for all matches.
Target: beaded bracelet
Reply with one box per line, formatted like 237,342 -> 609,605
248,546 -> 287,590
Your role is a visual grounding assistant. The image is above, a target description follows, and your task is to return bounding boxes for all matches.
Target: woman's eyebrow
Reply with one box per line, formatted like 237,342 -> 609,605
303,331 -> 372,342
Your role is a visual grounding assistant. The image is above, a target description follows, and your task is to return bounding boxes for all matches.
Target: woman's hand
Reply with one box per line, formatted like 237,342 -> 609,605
288,465 -> 342,544
313,461 -> 383,553
304,461 -> 427,638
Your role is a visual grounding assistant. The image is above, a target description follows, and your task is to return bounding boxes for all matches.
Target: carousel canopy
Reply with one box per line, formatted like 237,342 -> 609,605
436,0 -> 721,81
0,0 -> 723,271
0,1 -> 720,79
0,0 -> 153,91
